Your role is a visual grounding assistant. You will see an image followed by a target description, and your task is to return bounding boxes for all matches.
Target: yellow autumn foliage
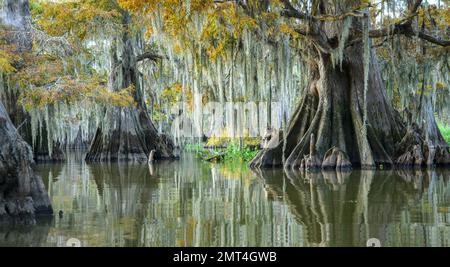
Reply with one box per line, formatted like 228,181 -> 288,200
0,50 -> 18,73
19,78 -> 136,111
32,0 -> 120,41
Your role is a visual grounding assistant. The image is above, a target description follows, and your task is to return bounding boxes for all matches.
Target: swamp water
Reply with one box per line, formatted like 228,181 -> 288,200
1,152 -> 450,247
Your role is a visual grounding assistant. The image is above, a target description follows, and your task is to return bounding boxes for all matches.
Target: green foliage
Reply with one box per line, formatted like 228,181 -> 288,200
222,144 -> 259,162
438,123 -> 450,145
29,0 -> 44,15
187,143 -> 259,163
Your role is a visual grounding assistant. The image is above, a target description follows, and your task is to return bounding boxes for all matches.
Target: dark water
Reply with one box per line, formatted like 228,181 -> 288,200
1,152 -> 450,247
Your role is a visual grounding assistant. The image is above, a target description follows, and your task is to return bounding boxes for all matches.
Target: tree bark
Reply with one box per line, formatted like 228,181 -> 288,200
0,101 -> 53,224
251,6 -> 450,170
85,12 -> 176,162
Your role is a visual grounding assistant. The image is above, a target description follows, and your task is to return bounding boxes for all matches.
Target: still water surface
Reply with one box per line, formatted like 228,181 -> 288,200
1,152 -> 450,247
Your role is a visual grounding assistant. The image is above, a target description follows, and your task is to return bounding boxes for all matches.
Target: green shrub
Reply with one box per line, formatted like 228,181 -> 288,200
438,123 -> 450,145
223,144 -> 259,162
185,143 -> 259,163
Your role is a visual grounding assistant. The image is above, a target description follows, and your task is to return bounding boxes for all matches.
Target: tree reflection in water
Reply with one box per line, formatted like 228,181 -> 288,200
1,152 -> 449,247
257,168 -> 450,247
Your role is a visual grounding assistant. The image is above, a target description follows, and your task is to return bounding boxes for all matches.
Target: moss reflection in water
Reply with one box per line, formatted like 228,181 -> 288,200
1,152 -> 450,247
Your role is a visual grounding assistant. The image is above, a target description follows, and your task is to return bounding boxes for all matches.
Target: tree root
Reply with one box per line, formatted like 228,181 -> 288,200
395,125 -> 450,168
396,145 -> 424,167
321,147 -> 352,171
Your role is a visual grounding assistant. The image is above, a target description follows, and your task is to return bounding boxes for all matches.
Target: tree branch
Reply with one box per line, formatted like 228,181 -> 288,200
416,31 -> 450,47
348,0 -> 449,47
280,0 -> 313,21
136,52 -> 162,62
347,26 -> 450,47
368,23 -> 450,47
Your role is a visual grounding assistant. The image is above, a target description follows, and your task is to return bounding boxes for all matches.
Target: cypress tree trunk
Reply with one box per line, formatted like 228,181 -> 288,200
250,1 -> 449,170
0,101 -> 53,224
85,12 -> 176,162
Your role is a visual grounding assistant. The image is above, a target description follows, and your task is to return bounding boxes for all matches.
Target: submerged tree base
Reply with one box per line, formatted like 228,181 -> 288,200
85,107 -> 177,162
